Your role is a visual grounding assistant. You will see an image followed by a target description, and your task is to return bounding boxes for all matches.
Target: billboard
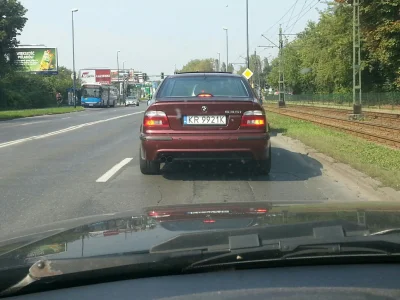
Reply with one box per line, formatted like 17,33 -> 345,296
26,243 -> 67,258
111,69 -> 135,82
79,69 -> 96,84
15,47 -> 58,75
95,69 -> 111,84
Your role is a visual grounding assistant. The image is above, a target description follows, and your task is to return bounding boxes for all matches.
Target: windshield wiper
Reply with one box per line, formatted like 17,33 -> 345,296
182,230 -> 400,271
3,222 -> 400,296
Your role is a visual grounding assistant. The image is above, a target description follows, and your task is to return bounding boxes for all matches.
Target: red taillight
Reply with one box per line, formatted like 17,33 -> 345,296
203,219 -> 216,223
197,93 -> 213,98
148,211 -> 170,218
143,111 -> 170,129
256,209 -> 268,213
103,230 -> 119,236
241,110 -> 266,127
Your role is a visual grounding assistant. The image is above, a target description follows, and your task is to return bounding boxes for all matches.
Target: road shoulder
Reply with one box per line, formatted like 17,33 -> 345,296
272,134 -> 400,202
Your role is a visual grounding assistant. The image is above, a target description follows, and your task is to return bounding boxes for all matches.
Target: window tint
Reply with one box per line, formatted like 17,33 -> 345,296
157,76 -> 251,98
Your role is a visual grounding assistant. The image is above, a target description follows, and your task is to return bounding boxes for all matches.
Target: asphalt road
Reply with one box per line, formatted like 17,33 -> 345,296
0,105 -> 377,236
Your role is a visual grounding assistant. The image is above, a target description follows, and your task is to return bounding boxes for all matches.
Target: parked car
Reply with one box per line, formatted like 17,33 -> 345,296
126,96 -> 139,106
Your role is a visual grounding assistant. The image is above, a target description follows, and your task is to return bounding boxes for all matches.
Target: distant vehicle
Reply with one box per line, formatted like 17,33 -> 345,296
81,83 -> 118,108
139,72 -> 271,175
126,96 -> 139,106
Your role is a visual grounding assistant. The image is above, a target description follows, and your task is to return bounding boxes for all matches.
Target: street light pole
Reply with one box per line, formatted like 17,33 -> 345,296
117,50 -> 120,103
223,27 -> 229,71
71,9 -> 78,108
246,0 -> 250,69
217,52 -> 221,71
122,61 -> 126,103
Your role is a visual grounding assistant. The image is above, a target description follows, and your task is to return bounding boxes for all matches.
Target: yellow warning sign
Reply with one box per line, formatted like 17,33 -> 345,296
242,68 -> 253,80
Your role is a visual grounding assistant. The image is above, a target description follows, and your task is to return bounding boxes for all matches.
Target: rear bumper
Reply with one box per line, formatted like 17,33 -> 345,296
82,102 -> 102,107
140,133 -> 270,161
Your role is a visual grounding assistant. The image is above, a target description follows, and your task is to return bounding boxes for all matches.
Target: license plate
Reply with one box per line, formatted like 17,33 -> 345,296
89,104 -> 93,107
183,115 -> 226,125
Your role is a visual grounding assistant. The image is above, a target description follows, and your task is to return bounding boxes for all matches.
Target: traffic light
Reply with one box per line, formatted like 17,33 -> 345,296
161,72 -> 164,79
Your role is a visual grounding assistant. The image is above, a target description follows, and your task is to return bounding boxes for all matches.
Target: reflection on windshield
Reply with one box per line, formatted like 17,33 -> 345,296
82,88 -> 101,98
158,76 -> 250,98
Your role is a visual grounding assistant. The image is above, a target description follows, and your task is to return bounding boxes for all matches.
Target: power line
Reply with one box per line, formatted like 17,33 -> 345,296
232,0 -> 302,68
284,0 -> 300,32
286,0 -> 321,33
261,1 -> 300,36
286,0 -> 310,32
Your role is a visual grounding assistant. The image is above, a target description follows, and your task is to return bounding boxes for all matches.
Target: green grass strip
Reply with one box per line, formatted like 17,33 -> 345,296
0,107 -> 85,120
267,112 -> 400,190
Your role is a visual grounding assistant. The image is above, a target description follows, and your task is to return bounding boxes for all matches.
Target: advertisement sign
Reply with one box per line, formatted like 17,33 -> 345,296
95,69 -> 111,84
26,243 -> 67,258
79,69 -> 96,84
15,47 -> 58,75
111,69 -> 135,82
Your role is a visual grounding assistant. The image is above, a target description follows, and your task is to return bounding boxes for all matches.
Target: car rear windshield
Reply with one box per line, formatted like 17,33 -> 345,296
157,75 -> 251,99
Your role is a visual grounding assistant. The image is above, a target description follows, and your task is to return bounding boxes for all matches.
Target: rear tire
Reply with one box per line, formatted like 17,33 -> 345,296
253,146 -> 271,175
139,147 -> 160,175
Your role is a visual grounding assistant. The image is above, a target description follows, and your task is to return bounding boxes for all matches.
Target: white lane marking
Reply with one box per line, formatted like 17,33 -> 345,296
61,117 -> 71,120
96,158 -> 133,183
0,120 -> 51,128
20,120 -> 51,126
0,111 -> 144,149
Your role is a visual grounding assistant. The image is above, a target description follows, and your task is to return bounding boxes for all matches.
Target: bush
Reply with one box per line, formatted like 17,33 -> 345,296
0,66 -> 75,110
0,73 -> 54,109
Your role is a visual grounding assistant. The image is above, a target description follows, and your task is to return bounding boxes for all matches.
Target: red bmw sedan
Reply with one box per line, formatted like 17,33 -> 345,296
139,72 -> 271,175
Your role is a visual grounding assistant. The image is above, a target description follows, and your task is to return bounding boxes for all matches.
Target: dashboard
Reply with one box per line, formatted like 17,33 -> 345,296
8,264 -> 400,299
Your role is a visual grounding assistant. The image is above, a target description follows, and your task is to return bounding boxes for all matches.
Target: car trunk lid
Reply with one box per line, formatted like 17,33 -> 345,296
149,99 -> 264,132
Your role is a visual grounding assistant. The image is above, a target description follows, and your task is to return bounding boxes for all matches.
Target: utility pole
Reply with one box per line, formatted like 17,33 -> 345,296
278,25 -> 285,107
71,9 -> 78,108
353,0 -> 362,116
223,27 -> 229,68
117,50 -> 120,103
257,50 -> 262,99
246,0 -> 250,69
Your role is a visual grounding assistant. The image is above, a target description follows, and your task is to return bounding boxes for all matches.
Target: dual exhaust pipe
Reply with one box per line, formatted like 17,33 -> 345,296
160,156 -> 173,163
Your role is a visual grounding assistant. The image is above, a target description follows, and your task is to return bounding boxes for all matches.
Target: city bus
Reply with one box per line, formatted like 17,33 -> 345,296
81,83 -> 118,108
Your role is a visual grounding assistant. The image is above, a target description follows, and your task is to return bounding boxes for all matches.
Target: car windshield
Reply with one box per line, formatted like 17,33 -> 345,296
82,88 -> 101,98
157,76 -> 250,98
1,0 -> 400,294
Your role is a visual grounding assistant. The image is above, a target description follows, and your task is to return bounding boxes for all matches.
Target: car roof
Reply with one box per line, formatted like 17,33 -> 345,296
168,72 -> 242,79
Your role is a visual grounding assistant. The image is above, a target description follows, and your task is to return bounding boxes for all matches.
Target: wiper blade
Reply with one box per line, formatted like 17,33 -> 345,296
184,237 -> 400,271
0,251 -> 205,297
370,228 -> 400,236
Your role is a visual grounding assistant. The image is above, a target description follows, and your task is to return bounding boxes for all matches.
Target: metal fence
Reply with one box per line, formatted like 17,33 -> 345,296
264,93 -> 400,110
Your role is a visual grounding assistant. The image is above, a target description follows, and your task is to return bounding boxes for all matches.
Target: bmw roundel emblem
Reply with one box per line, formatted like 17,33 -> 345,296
201,106 -> 207,112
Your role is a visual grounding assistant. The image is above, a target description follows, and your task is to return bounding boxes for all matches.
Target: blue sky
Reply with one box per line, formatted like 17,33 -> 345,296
18,0 -> 325,75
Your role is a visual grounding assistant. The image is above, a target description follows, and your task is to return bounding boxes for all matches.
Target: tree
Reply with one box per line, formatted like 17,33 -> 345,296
178,59 -> 215,72
236,65 -> 246,75
227,63 -> 234,73
267,1 -> 400,94
43,66 -> 78,99
214,59 -> 220,71
220,62 -> 227,72
358,0 -> 400,90
0,0 -> 27,75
